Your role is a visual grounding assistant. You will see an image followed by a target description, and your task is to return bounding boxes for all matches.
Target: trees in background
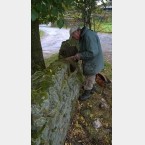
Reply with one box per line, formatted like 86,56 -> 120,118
73,0 -> 96,29
64,0 -> 111,31
31,0 -> 112,74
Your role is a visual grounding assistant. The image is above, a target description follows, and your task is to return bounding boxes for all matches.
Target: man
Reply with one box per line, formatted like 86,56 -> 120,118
67,26 -> 104,101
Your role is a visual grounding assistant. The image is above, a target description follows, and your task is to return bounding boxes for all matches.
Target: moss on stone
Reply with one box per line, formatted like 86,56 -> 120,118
32,59 -> 83,145
32,60 -> 69,105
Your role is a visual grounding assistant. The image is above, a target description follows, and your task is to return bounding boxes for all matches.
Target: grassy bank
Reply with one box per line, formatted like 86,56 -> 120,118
44,53 -> 59,67
96,22 -> 112,33
39,30 -> 45,38
102,61 -> 112,79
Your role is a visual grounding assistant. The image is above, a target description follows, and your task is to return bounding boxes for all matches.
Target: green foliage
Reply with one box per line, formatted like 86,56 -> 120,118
64,0 -> 112,31
31,61 -> 65,105
57,18 -> 64,28
39,30 -> 45,38
31,0 -> 74,28
31,8 -> 39,21
99,22 -> 112,33
102,61 -> 112,79
73,0 -> 97,28
92,10 -> 112,33
94,22 -> 112,33
44,54 -> 59,67
31,68 -> 55,105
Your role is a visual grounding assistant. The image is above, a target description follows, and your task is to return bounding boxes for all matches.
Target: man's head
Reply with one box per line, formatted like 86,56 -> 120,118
70,26 -> 81,40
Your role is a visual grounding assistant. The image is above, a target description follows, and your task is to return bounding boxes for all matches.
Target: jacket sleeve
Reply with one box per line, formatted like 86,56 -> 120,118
79,32 -> 99,60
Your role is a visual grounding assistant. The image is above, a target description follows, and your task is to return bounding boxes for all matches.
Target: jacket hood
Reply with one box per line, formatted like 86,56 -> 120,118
80,26 -> 89,37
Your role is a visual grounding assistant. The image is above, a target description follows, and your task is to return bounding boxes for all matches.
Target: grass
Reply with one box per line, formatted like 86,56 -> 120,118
99,22 -> 112,33
44,53 -> 59,67
102,61 -> 112,79
39,30 -> 45,38
93,21 -> 112,33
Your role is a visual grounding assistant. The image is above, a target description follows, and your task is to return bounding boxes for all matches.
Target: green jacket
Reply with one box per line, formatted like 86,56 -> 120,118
79,27 -> 104,75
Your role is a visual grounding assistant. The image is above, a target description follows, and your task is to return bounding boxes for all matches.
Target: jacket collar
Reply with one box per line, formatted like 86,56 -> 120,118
80,26 -> 88,37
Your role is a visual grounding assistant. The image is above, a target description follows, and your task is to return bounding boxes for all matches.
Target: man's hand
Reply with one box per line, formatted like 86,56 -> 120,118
65,53 -> 80,61
74,53 -> 80,60
65,56 -> 74,61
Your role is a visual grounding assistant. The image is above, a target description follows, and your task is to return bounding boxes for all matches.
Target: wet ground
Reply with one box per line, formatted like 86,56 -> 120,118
39,25 -> 112,63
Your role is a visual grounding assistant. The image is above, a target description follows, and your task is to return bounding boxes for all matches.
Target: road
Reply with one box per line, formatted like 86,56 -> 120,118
39,25 -> 112,63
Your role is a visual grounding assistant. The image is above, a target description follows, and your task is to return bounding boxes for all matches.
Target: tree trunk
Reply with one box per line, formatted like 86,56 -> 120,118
88,18 -> 92,29
31,20 -> 46,75
94,18 -> 96,31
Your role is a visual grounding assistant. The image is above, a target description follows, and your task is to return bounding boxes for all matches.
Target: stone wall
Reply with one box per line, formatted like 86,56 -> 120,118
31,60 -> 83,145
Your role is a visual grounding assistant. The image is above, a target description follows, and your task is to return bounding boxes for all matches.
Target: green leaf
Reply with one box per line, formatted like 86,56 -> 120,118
31,9 -> 39,21
51,7 -> 58,16
35,3 -> 43,12
57,19 -> 64,28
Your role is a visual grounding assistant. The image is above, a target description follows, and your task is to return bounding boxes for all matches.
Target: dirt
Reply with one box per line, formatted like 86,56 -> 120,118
64,54 -> 112,145
64,80 -> 112,145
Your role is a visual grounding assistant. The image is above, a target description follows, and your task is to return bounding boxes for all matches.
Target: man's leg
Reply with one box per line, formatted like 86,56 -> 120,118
79,75 -> 96,101
84,75 -> 96,90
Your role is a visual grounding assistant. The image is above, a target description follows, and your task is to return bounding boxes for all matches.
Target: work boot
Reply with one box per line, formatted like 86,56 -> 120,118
79,90 -> 91,101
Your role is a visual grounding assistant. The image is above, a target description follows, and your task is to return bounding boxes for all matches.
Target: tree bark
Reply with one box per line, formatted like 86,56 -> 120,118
31,20 -> 46,75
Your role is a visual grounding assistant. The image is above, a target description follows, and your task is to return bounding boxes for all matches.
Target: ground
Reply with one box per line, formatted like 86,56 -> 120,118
64,56 -> 112,145
40,26 -> 112,144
